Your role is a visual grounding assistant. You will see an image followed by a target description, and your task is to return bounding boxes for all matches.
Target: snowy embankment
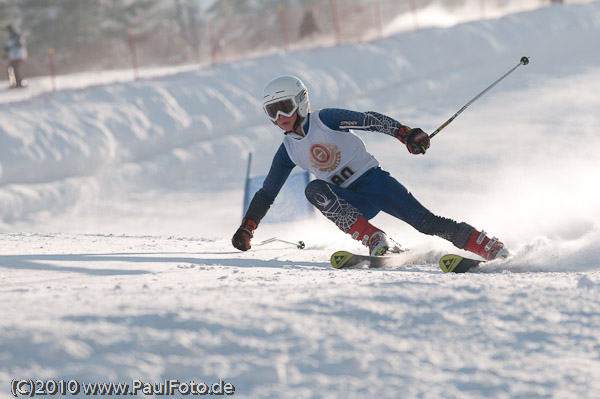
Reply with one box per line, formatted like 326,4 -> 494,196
1,3 -> 600,399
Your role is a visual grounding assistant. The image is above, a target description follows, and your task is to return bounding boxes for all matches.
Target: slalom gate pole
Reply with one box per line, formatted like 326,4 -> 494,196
429,56 -> 529,139
255,237 -> 306,250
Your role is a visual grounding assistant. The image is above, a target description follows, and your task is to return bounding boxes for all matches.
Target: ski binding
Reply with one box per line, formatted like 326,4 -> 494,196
439,254 -> 483,273
330,250 -> 397,269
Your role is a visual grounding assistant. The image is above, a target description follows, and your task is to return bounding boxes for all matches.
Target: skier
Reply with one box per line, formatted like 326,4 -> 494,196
232,75 -> 509,260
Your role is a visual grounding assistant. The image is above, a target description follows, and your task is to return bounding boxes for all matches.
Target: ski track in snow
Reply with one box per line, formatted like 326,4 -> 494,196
1,3 -> 600,399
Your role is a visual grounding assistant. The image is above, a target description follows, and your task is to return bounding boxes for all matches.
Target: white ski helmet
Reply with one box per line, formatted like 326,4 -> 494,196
262,75 -> 310,123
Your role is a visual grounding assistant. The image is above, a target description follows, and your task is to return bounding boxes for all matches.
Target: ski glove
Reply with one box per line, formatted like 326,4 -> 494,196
232,218 -> 258,251
397,126 -> 430,155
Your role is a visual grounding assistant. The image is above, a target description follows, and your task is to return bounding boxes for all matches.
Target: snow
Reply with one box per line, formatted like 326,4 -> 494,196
1,3 -> 600,398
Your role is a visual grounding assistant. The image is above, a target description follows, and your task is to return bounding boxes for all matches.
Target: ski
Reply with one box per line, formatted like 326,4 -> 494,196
439,254 -> 484,273
331,251 -> 485,272
330,250 -> 398,269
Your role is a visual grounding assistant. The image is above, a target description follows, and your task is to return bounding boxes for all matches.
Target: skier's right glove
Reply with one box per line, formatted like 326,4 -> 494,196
232,218 -> 258,251
397,126 -> 430,154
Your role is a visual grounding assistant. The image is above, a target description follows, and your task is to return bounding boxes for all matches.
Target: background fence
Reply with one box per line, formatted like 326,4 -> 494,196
0,0 -> 584,89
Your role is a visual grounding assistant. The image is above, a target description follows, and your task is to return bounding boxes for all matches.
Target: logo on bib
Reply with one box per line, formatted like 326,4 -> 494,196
310,143 -> 341,172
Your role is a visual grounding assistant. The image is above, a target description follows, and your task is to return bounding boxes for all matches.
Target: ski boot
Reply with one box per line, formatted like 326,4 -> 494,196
349,216 -> 392,256
465,229 -> 509,260
366,231 -> 392,256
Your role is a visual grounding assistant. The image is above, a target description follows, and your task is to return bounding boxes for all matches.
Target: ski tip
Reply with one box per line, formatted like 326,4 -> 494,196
440,254 -> 464,273
331,251 -> 354,269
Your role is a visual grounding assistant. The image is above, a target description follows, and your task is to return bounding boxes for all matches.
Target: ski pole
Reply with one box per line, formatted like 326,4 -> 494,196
255,237 -> 306,249
429,56 -> 529,139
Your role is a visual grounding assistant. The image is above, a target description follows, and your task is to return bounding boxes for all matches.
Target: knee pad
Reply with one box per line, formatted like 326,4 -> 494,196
304,179 -> 360,233
305,179 -> 332,206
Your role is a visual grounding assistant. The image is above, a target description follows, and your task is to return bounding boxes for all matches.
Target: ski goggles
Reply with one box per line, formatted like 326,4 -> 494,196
263,97 -> 298,122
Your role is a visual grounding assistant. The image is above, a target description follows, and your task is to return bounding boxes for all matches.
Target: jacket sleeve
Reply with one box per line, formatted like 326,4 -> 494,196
244,143 -> 296,224
317,108 -> 408,139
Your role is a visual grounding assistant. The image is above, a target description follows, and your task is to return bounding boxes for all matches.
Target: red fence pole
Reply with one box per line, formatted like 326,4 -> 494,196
409,0 -> 420,31
373,2 -> 383,41
209,21 -> 218,66
127,28 -> 139,80
47,48 -> 56,92
279,5 -> 290,51
279,4 -> 290,51
330,0 -> 341,45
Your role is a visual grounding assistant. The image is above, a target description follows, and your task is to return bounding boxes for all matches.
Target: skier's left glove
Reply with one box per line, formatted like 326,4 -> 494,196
397,126 -> 430,155
232,218 -> 258,251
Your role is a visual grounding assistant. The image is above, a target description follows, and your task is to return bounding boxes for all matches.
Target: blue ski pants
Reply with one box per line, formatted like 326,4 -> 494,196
305,167 -> 474,249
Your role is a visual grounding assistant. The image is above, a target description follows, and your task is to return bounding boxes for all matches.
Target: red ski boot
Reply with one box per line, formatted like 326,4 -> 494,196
349,216 -> 391,256
465,229 -> 509,260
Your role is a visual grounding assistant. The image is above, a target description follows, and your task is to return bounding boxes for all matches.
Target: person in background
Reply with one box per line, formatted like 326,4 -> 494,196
4,24 -> 28,88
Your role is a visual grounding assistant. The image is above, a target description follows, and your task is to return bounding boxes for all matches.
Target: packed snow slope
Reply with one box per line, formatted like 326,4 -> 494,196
1,3 -> 600,399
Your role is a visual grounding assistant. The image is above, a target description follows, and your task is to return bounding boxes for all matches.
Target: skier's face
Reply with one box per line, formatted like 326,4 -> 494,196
276,111 -> 298,132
